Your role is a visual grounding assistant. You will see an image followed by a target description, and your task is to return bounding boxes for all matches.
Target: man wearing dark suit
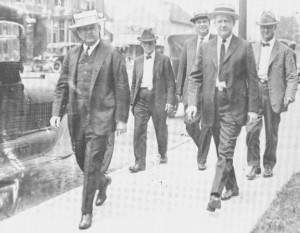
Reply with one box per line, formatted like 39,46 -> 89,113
246,11 -> 297,180
176,10 -> 217,170
186,4 -> 260,212
129,29 -> 176,173
50,10 -> 130,229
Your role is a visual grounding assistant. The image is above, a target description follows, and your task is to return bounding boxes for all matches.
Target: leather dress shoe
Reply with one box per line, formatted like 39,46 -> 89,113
160,154 -> 168,164
246,166 -> 261,180
129,164 -> 145,173
198,163 -> 207,170
221,187 -> 239,201
207,195 -> 221,212
263,167 -> 273,178
79,213 -> 92,230
96,176 -> 112,206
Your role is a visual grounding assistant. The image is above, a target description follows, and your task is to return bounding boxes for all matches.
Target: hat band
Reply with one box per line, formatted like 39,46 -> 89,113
214,7 -> 235,13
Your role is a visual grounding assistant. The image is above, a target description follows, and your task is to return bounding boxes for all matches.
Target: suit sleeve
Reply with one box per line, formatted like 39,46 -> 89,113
246,43 -> 260,113
176,42 -> 188,95
52,50 -> 70,117
164,56 -> 176,105
112,50 -> 131,123
284,48 -> 298,100
130,60 -> 137,106
188,46 -> 203,107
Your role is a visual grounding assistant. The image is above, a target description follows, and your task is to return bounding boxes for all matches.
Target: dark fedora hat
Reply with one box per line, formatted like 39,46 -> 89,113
137,28 -> 158,42
256,11 -> 279,26
190,10 -> 209,23
209,3 -> 239,20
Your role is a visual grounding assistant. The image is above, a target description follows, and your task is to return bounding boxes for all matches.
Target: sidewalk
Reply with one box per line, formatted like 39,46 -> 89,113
1,100 -> 300,233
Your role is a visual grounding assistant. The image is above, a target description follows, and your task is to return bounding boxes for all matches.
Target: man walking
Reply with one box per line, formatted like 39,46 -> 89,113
186,4 -> 260,211
246,11 -> 297,180
176,10 -> 216,170
129,29 -> 176,173
50,10 -> 130,229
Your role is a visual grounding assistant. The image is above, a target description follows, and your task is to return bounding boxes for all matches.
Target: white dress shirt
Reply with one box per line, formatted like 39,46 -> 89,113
196,33 -> 211,52
83,39 -> 100,56
257,37 -> 275,81
141,52 -> 155,90
216,34 -> 233,88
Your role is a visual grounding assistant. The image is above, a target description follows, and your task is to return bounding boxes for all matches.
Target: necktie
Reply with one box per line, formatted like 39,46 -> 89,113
218,39 -> 226,82
84,46 -> 90,56
146,55 -> 152,60
262,42 -> 270,47
200,37 -> 204,44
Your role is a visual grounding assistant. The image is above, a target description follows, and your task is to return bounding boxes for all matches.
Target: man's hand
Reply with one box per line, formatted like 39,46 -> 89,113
186,106 -> 197,121
165,104 -> 174,114
247,112 -> 258,124
176,94 -> 182,102
283,97 -> 293,108
50,116 -> 61,128
116,121 -> 127,136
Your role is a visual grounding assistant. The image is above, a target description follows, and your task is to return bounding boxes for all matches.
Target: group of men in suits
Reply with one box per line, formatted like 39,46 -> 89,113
185,5 -> 297,212
50,3 -> 298,229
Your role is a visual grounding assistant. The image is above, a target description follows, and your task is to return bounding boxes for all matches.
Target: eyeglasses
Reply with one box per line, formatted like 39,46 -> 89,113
77,25 -> 99,33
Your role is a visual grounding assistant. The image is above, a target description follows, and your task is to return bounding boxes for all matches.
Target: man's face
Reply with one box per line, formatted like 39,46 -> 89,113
141,41 -> 156,55
194,18 -> 210,37
77,24 -> 100,46
260,25 -> 276,42
214,14 -> 235,39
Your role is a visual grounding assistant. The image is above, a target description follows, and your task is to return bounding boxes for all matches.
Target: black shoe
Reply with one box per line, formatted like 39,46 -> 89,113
79,213 -> 92,230
263,167 -> 273,178
207,195 -> 221,212
221,187 -> 239,201
160,154 -> 168,164
129,164 -> 145,173
96,177 -> 112,206
246,166 -> 261,180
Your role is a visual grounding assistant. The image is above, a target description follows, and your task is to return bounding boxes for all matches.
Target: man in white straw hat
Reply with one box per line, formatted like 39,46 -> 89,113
50,10 -> 130,229
186,3 -> 260,211
246,11 -> 297,180
176,10 -> 217,171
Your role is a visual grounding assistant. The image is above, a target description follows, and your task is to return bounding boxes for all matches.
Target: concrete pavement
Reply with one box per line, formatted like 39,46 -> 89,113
0,93 -> 300,233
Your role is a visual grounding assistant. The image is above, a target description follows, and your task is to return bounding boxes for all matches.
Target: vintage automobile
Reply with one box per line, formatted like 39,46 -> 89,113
45,42 -> 80,73
0,19 -> 114,217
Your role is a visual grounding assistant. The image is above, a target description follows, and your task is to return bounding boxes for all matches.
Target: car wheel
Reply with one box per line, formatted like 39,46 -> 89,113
53,60 -> 62,73
32,61 -> 42,72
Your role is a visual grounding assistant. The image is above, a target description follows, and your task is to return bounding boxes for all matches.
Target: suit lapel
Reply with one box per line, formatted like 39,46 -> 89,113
269,40 -> 279,66
224,35 -> 238,63
252,42 -> 261,70
69,45 -> 82,92
136,57 -> 144,88
89,41 -> 109,95
211,38 -> 218,68
153,52 -> 162,73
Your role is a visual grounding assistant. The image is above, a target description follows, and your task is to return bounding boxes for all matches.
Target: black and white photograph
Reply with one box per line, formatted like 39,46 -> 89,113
0,0 -> 299,232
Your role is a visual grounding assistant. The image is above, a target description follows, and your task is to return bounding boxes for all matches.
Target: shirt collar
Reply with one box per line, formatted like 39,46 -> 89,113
261,37 -> 275,48
144,51 -> 155,60
198,33 -> 210,41
217,33 -> 233,46
83,39 -> 100,54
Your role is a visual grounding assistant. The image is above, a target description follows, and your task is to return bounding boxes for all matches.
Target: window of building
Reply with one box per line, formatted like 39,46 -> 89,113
55,0 -> 65,7
59,20 -> 65,42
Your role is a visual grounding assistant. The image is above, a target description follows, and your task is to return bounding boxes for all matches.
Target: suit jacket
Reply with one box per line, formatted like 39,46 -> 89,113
52,41 -> 130,137
131,52 -> 176,112
188,35 -> 260,127
252,40 -> 297,113
176,34 -> 216,105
